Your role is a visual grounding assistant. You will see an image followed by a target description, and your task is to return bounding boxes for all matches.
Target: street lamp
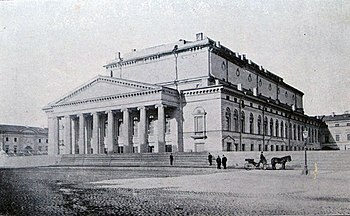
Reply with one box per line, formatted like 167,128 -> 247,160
302,129 -> 309,175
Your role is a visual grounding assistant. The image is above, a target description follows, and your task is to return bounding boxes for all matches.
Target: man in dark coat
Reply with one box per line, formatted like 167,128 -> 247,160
259,152 -> 267,167
170,153 -> 174,165
222,155 -> 227,169
208,153 -> 213,166
216,155 -> 221,169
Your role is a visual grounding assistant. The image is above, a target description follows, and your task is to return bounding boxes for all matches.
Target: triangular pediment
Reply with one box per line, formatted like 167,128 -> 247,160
49,76 -> 161,106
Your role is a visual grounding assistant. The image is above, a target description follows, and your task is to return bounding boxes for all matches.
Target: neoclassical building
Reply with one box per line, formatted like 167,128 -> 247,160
43,33 -> 325,155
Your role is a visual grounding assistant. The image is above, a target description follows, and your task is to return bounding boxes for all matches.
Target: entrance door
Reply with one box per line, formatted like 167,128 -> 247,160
226,142 -> 232,151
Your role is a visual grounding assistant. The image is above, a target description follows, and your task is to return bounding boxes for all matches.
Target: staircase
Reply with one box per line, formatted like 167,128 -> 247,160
57,152 -> 210,168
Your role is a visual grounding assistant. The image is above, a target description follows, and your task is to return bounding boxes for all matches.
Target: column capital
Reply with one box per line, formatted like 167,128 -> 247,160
121,107 -> 130,112
155,103 -> 167,108
137,106 -> 148,111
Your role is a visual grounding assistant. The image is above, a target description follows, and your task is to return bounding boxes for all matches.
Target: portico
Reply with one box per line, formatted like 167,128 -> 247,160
44,76 -> 181,155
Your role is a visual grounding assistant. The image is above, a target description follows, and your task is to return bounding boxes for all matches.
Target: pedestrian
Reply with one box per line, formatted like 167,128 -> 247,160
222,155 -> 227,169
170,153 -> 174,165
216,155 -> 221,169
259,151 -> 267,168
208,153 -> 213,166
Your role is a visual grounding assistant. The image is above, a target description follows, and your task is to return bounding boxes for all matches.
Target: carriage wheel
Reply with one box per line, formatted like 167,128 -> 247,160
244,163 -> 255,170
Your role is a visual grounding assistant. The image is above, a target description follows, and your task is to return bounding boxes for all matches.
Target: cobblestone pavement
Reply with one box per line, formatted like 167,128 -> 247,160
1,167 -> 350,215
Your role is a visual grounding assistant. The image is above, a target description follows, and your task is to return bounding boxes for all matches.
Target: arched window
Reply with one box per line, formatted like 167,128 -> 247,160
264,117 -> 268,135
249,113 -> 254,134
193,107 -> 206,136
234,109 -> 239,132
301,126 -> 304,141
225,108 -> 231,131
241,111 -> 245,133
281,121 -> 284,138
293,124 -> 296,140
270,118 -> 274,136
275,120 -> 279,137
257,115 -> 262,135
297,125 -> 300,141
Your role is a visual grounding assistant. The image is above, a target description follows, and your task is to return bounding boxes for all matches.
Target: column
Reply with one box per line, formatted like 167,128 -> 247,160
78,114 -> 85,154
175,107 -> 184,152
91,112 -> 100,154
157,104 -> 165,153
138,106 -> 148,153
71,117 -> 76,154
64,115 -> 72,154
106,110 -> 114,154
48,115 -> 59,155
122,108 -> 131,153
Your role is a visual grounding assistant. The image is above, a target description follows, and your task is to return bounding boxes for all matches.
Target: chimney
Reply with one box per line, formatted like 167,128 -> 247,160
215,79 -> 220,85
216,41 -> 221,47
332,112 -> 335,117
196,32 -> 204,41
237,83 -> 242,91
115,52 -> 121,60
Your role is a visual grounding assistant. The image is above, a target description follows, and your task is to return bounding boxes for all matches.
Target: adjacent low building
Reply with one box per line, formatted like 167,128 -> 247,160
43,33 -> 325,155
0,124 -> 48,155
321,112 -> 350,150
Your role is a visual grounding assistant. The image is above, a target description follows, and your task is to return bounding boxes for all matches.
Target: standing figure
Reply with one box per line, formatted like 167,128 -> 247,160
259,151 -> 267,168
216,155 -> 221,169
208,153 -> 213,166
222,155 -> 227,169
170,153 -> 174,165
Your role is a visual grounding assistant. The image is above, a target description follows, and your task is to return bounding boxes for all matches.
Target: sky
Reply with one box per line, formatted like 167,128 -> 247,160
0,0 -> 349,128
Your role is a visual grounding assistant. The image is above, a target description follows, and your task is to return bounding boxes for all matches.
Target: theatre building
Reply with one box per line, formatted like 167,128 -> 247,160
43,33 -> 324,155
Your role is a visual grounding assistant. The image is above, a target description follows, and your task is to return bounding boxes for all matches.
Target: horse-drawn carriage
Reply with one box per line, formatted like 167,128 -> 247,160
244,155 -> 292,170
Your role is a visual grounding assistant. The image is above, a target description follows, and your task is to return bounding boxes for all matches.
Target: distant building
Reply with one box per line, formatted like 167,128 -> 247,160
43,33 -> 325,155
0,124 -> 48,155
322,112 -> 350,150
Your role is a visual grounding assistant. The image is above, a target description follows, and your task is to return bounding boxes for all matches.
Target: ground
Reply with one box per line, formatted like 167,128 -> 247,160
0,166 -> 350,215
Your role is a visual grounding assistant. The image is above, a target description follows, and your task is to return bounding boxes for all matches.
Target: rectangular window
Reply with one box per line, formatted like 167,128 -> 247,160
46,139 -> 48,143
250,144 -> 254,151
242,144 -> 245,151
335,124 -> 339,127
347,134 -> 350,141
347,123 -> 350,126
5,137 -> 9,142
39,139 -> 41,143
258,144 -> 262,151
118,146 -> 124,153
165,145 -> 172,152
195,116 -> 204,135
14,138 -> 17,142
5,145 -> 9,153
336,135 -> 340,141
14,145 -> 17,154
132,146 -> 138,153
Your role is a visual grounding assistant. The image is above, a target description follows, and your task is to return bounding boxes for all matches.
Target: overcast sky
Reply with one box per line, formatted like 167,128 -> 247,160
1,0 -> 349,127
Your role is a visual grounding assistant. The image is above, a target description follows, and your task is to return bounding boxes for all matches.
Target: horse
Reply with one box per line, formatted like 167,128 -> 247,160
271,155 -> 292,170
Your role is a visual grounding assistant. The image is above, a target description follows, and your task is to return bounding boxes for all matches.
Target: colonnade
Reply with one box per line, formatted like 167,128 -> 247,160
48,104 -> 168,155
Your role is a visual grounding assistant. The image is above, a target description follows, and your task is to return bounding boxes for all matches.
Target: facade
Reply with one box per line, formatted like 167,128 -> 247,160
0,124 -> 48,155
43,33 -> 324,155
321,112 -> 350,150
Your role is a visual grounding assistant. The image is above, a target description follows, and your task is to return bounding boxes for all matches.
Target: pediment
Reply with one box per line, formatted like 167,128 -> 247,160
51,76 -> 160,106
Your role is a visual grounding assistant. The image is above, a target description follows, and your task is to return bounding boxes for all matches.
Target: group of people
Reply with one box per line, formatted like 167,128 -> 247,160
208,153 -> 227,169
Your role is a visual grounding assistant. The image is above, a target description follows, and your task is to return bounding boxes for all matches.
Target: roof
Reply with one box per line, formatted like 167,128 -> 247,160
323,113 -> 350,121
0,124 -> 48,135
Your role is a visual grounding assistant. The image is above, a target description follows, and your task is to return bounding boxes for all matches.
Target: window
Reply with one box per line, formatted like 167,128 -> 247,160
165,145 -> 172,152
281,121 -> 284,138
46,139 -> 48,143
293,124 -> 296,140
336,135 -> 340,141
5,145 -> 9,153
347,134 -> 350,141
39,139 -> 41,143
301,126 -> 304,141
225,108 -> 231,131
14,145 -> 17,154
297,125 -> 300,141
148,115 -> 155,136
5,137 -> 8,142
335,124 -> 339,127
14,138 -> 17,142
264,117 -> 268,135
193,107 -> 206,137
275,120 -> 279,137
270,118 -> 274,136
257,115 -> 262,135
285,123 -> 288,139
270,145 -> 274,151
250,144 -> 254,151
347,123 -> 350,126
258,144 -> 262,151
234,109 -> 239,132
165,115 -> 171,134
249,113 -> 254,134
133,117 -> 139,136
241,111 -> 245,133
242,144 -> 245,151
